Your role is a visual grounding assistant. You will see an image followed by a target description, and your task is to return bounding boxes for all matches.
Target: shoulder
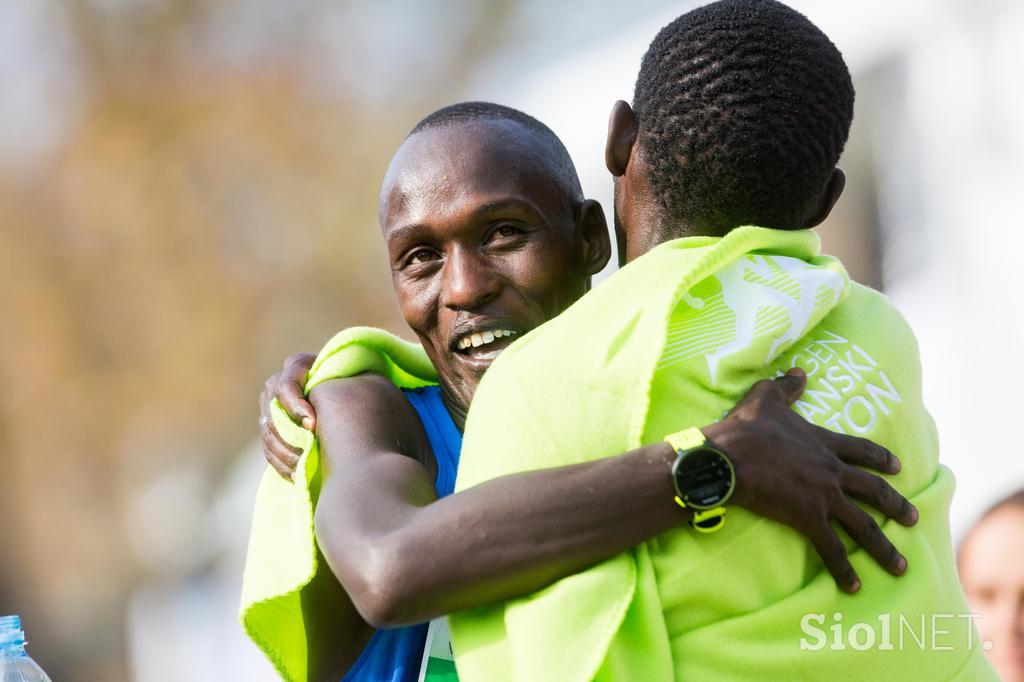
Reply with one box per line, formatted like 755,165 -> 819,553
310,372 -> 410,413
841,283 -> 919,348
822,281 -> 924,383
310,374 -> 431,462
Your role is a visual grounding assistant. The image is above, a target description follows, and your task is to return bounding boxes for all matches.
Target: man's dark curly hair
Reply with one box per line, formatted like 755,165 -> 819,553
633,0 -> 855,234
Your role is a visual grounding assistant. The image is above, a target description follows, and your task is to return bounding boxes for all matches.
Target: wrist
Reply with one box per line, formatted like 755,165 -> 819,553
663,427 -> 735,533
647,442 -> 695,524
698,421 -> 752,509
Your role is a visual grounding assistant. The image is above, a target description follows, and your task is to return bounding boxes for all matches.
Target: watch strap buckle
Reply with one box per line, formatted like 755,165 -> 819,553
674,496 -> 727,533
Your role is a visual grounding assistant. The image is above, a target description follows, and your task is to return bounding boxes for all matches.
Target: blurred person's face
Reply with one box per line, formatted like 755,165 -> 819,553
379,119 -> 610,416
960,505 -> 1024,682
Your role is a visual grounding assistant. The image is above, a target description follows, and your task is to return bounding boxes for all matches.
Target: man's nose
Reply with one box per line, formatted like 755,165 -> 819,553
442,247 -> 501,311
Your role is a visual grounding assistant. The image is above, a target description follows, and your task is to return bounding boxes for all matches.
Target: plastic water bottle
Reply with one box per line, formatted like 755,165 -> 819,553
0,616 -> 52,682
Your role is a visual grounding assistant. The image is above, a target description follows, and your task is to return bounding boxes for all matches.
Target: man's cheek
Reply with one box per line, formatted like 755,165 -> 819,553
532,258 -> 581,302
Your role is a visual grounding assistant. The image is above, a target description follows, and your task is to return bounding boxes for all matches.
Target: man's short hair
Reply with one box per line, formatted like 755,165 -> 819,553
409,101 -> 583,201
633,0 -> 855,234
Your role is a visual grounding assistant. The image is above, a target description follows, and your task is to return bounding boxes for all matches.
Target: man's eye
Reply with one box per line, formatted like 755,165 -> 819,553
406,248 -> 439,266
490,223 -> 525,240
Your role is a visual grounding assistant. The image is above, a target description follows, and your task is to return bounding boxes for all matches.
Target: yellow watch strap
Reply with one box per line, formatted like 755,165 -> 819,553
665,426 -> 706,452
691,507 -> 727,533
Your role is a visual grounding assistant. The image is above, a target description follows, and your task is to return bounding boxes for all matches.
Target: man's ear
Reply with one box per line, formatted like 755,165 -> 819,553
576,199 -> 612,276
805,168 -> 846,228
605,100 -> 639,178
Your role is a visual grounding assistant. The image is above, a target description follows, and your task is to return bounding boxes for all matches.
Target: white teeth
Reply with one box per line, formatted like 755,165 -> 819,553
457,329 -> 520,351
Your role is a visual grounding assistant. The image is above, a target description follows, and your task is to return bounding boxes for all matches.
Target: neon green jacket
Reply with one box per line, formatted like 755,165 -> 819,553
451,226 -> 995,682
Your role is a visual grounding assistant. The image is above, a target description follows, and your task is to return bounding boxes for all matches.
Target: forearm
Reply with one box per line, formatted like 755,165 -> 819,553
317,441 -> 689,627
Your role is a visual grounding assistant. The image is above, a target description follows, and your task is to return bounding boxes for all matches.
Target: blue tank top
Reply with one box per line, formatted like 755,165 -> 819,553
340,385 -> 462,682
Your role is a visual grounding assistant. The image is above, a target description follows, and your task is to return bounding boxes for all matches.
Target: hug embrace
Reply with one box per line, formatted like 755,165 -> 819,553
241,1 -> 997,681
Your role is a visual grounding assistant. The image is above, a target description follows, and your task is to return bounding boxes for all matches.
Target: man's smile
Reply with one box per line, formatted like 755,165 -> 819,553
456,328 -> 519,352
449,320 -> 526,368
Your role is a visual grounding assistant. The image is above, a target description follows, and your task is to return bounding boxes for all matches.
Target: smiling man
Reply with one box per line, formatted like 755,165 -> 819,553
375,106 -> 604,430
248,102 -> 915,682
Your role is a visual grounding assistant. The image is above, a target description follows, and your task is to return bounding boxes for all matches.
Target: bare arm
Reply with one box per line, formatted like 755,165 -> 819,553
312,373 -> 688,628
310,371 -> 917,628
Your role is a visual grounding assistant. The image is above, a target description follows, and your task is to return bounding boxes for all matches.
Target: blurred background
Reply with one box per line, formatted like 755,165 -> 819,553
1,0 -> 1021,678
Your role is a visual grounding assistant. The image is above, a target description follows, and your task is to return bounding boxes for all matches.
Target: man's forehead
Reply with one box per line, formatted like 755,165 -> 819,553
386,120 -> 545,188
380,119 -> 568,227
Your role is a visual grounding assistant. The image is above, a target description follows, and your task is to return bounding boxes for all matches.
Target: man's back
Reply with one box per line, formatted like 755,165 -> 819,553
645,269 -> 971,678
451,227 -> 994,681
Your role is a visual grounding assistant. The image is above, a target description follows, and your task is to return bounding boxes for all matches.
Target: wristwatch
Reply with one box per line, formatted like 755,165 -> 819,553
665,427 -> 736,533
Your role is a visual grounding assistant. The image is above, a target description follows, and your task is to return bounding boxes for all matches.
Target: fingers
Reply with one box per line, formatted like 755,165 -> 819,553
258,381 -> 274,424
841,467 -> 918,526
819,428 -> 900,474
771,367 -> 807,405
807,523 -> 861,593
259,380 -> 302,482
266,449 -> 296,482
282,351 -> 317,375
832,499 -> 907,577
261,418 -> 300,482
260,381 -> 290,481
278,353 -> 317,430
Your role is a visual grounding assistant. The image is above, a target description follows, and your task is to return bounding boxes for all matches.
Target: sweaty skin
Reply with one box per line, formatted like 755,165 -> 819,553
378,120 -> 606,427
263,118 -> 915,679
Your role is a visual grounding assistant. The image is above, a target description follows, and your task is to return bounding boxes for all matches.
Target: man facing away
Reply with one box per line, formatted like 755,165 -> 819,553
448,2 -> 998,680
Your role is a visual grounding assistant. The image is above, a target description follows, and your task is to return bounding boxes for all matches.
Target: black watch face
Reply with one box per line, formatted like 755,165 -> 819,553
673,447 -> 734,509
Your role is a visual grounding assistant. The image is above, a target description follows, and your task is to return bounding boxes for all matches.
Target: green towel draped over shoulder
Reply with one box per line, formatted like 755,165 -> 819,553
240,327 -> 436,681
450,227 -> 996,682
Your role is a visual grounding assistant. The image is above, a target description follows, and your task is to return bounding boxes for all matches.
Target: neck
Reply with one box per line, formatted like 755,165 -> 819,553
620,216 -> 705,262
619,203 -> 740,261
439,381 -> 469,432
616,174 -> 708,261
